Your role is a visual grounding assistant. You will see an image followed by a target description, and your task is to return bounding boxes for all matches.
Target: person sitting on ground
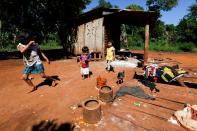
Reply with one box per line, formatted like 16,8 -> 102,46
17,35 -> 57,92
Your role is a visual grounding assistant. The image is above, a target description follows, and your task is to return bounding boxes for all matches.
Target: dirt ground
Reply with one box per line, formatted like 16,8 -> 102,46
0,51 -> 197,131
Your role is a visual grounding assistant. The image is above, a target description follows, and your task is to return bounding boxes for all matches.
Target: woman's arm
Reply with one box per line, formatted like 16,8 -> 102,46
38,48 -> 50,64
18,41 -> 34,53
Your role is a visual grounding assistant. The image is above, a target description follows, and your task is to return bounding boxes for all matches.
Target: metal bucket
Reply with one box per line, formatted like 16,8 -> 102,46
82,99 -> 101,124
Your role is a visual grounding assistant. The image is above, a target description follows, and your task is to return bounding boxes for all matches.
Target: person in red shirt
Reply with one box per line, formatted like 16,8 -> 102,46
79,46 -> 92,80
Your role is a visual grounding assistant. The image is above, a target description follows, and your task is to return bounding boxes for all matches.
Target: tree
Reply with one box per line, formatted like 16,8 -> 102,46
146,0 -> 179,40
151,20 -> 166,39
165,24 -> 177,42
114,5 -> 119,9
96,0 -> 113,8
126,4 -> 144,11
177,4 -> 197,43
146,0 -> 179,12
0,0 -> 91,54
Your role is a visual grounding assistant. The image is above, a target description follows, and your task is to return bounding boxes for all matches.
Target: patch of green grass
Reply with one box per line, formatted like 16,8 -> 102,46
127,35 -> 144,50
178,42 -> 196,52
149,41 -> 196,52
128,37 -> 197,52
0,43 -> 18,52
0,40 -> 63,52
40,40 -> 62,50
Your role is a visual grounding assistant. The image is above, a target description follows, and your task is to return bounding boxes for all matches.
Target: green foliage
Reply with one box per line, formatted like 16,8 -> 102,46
40,40 -> 62,50
150,20 -> 166,39
0,32 -> 62,52
178,42 -> 196,52
127,36 -> 197,52
165,24 -> 177,42
149,39 -> 197,52
114,5 -> 119,9
177,4 -> 197,44
126,4 -> 144,10
146,0 -> 179,12
96,0 -> 113,8
151,21 -> 179,42
127,34 -> 144,50
0,31 -> 18,52
0,0 -> 91,52
0,39 -> 62,52
149,39 -> 179,51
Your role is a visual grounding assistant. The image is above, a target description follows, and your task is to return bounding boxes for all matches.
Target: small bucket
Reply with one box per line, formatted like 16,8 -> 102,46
82,99 -> 101,124
99,86 -> 113,103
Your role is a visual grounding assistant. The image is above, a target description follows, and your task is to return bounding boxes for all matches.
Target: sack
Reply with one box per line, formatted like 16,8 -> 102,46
161,67 -> 175,82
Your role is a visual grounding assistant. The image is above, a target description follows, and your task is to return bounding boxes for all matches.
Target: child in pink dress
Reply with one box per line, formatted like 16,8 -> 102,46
79,46 -> 92,79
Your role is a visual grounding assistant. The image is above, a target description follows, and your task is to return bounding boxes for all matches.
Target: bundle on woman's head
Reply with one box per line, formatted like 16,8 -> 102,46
82,46 -> 89,53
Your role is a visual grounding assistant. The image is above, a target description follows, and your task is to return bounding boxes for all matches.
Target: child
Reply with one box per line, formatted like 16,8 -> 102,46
106,41 -> 115,72
17,36 -> 57,92
79,46 -> 92,79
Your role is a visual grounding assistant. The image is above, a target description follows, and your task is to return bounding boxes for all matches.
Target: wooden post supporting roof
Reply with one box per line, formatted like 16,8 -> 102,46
144,24 -> 149,64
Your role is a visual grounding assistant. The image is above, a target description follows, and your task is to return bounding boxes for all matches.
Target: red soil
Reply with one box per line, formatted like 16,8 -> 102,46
0,51 -> 197,131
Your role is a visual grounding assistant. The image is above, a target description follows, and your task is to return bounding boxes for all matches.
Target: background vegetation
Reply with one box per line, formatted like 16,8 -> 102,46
0,0 -> 196,52
125,0 -> 197,52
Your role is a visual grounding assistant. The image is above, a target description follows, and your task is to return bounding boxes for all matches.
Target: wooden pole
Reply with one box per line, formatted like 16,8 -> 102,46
144,24 -> 149,64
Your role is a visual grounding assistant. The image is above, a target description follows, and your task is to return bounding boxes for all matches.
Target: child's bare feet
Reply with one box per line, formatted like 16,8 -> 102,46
28,76 -> 34,80
81,75 -> 85,80
28,86 -> 37,93
52,80 -> 58,87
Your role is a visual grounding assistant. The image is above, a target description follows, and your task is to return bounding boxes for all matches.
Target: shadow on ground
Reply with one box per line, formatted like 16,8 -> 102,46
31,120 -> 74,131
35,75 -> 60,88
28,75 -> 60,93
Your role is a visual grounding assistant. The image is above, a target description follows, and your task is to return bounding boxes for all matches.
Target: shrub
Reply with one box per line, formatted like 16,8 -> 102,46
127,37 -> 197,52
178,42 -> 196,52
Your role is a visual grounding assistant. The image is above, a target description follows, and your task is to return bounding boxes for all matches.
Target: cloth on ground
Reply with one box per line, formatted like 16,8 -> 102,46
161,66 -> 188,82
174,104 -> 197,131
114,86 -> 155,101
111,58 -> 138,68
144,64 -> 158,78
144,65 -> 188,83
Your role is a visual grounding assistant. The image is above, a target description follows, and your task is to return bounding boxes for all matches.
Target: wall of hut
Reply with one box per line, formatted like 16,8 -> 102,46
74,18 -> 104,55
